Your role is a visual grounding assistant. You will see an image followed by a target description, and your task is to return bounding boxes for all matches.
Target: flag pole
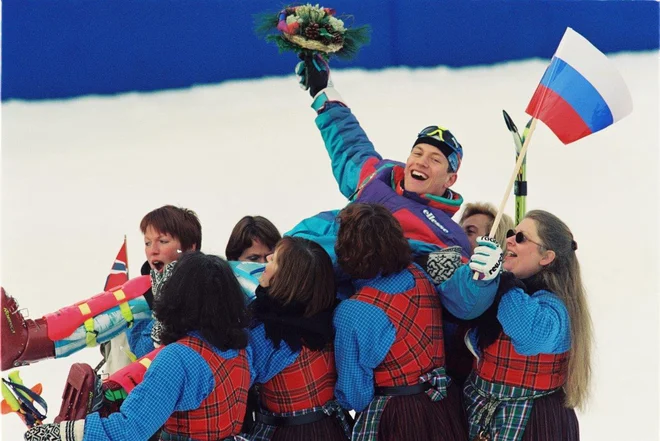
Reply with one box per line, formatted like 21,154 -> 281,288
124,235 -> 129,279
473,118 -> 538,280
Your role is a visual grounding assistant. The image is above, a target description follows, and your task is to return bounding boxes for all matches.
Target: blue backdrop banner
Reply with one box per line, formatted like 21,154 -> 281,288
3,0 -> 658,101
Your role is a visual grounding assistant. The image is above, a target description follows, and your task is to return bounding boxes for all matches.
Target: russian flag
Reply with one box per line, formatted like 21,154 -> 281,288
526,28 -> 633,144
104,238 -> 129,291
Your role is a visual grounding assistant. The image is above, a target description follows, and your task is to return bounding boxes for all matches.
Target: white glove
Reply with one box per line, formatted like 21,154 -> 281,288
469,236 -> 503,281
24,420 -> 85,441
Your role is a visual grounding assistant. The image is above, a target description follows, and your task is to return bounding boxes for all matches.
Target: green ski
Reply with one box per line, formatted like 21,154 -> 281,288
503,110 -> 533,224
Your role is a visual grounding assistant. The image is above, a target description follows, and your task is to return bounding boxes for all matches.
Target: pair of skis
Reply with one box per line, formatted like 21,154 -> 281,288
502,110 -> 533,225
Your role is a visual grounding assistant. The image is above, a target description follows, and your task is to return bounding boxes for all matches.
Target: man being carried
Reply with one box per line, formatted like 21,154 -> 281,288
289,55 -> 471,288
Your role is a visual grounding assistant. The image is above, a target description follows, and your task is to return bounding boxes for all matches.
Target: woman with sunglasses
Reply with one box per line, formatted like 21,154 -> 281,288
447,210 -> 592,441
245,236 -> 350,441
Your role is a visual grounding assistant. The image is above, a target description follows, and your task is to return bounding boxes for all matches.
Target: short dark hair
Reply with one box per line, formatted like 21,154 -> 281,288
268,237 -> 335,318
140,205 -> 202,252
153,252 -> 249,350
225,216 -> 281,260
335,203 -> 412,279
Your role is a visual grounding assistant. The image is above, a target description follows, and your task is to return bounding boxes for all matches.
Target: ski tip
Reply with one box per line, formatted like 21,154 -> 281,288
502,110 -> 518,132
32,384 -> 43,396
1,400 -> 14,414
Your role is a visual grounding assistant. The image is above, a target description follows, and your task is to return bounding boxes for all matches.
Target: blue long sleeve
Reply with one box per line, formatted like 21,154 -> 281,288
315,103 -> 382,198
83,339 -> 220,441
285,210 -> 341,264
333,299 -> 395,412
125,318 -> 156,359
439,265 -> 499,319
497,289 -> 571,355
249,324 -> 300,384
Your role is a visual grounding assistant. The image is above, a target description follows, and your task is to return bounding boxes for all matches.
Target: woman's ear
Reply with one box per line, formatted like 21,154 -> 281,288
539,249 -> 556,267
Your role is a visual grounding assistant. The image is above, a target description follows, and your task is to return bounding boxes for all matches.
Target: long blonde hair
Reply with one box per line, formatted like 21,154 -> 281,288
526,210 -> 593,410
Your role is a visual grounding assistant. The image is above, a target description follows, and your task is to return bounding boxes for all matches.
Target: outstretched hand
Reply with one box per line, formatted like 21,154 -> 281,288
295,53 -> 332,97
469,236 -> 503,281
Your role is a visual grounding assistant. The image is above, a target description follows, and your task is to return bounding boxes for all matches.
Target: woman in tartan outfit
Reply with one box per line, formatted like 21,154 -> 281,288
455,210 -> 592,441
244,236 -> 350,441
24,252 -> 253,441
332,203 -> 472,441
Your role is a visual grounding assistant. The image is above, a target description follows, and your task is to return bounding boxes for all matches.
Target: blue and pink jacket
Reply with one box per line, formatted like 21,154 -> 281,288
286,100 -> 471,263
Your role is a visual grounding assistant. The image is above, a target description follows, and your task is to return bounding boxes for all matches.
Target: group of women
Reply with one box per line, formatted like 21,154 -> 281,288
11,196 -> 593,441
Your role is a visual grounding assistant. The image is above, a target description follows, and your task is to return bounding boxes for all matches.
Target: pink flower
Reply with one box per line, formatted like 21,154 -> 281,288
277,20 -> 300,34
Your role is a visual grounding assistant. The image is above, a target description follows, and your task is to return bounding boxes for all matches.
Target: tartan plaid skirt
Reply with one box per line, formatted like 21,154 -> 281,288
520,388 -> 579,441
464,372 -> 578,441
352,367 -> 468,441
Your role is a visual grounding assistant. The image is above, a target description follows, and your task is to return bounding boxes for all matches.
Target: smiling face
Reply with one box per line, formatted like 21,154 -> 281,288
503,218 -> 555,279
404,143 -> 458,196
144,226 -> 191,272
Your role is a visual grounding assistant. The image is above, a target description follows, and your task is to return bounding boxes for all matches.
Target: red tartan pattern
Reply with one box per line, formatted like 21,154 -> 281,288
477,333 -> 569,390
354,265 -> 445,387
163,336 -> 250,440
260,344 -> 336,413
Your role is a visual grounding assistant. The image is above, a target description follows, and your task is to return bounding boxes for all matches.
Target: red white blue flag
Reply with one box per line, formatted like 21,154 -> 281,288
104,238 -> 129,291
526,27 -> 633,144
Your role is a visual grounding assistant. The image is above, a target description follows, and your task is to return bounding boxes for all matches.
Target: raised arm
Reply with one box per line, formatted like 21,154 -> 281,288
314,102 -> 383,198
296,55 -> 382,198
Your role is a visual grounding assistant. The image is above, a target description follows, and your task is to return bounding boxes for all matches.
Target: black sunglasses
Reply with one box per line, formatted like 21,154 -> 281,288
506,229 -> 544,248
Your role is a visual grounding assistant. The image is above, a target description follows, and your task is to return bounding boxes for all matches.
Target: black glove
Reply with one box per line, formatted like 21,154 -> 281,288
295,53 -> 331,97
497,271 -> 527,295
415,246 -> 464,285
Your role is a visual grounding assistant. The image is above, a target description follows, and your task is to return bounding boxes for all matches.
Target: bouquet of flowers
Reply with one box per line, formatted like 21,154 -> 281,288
255,4 -> 370,59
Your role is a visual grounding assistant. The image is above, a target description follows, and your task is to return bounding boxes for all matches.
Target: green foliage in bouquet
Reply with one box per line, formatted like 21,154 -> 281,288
255,4 -> 371,59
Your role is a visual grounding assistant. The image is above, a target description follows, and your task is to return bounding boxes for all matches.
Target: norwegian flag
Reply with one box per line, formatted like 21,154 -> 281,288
104,237 -> 129,291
